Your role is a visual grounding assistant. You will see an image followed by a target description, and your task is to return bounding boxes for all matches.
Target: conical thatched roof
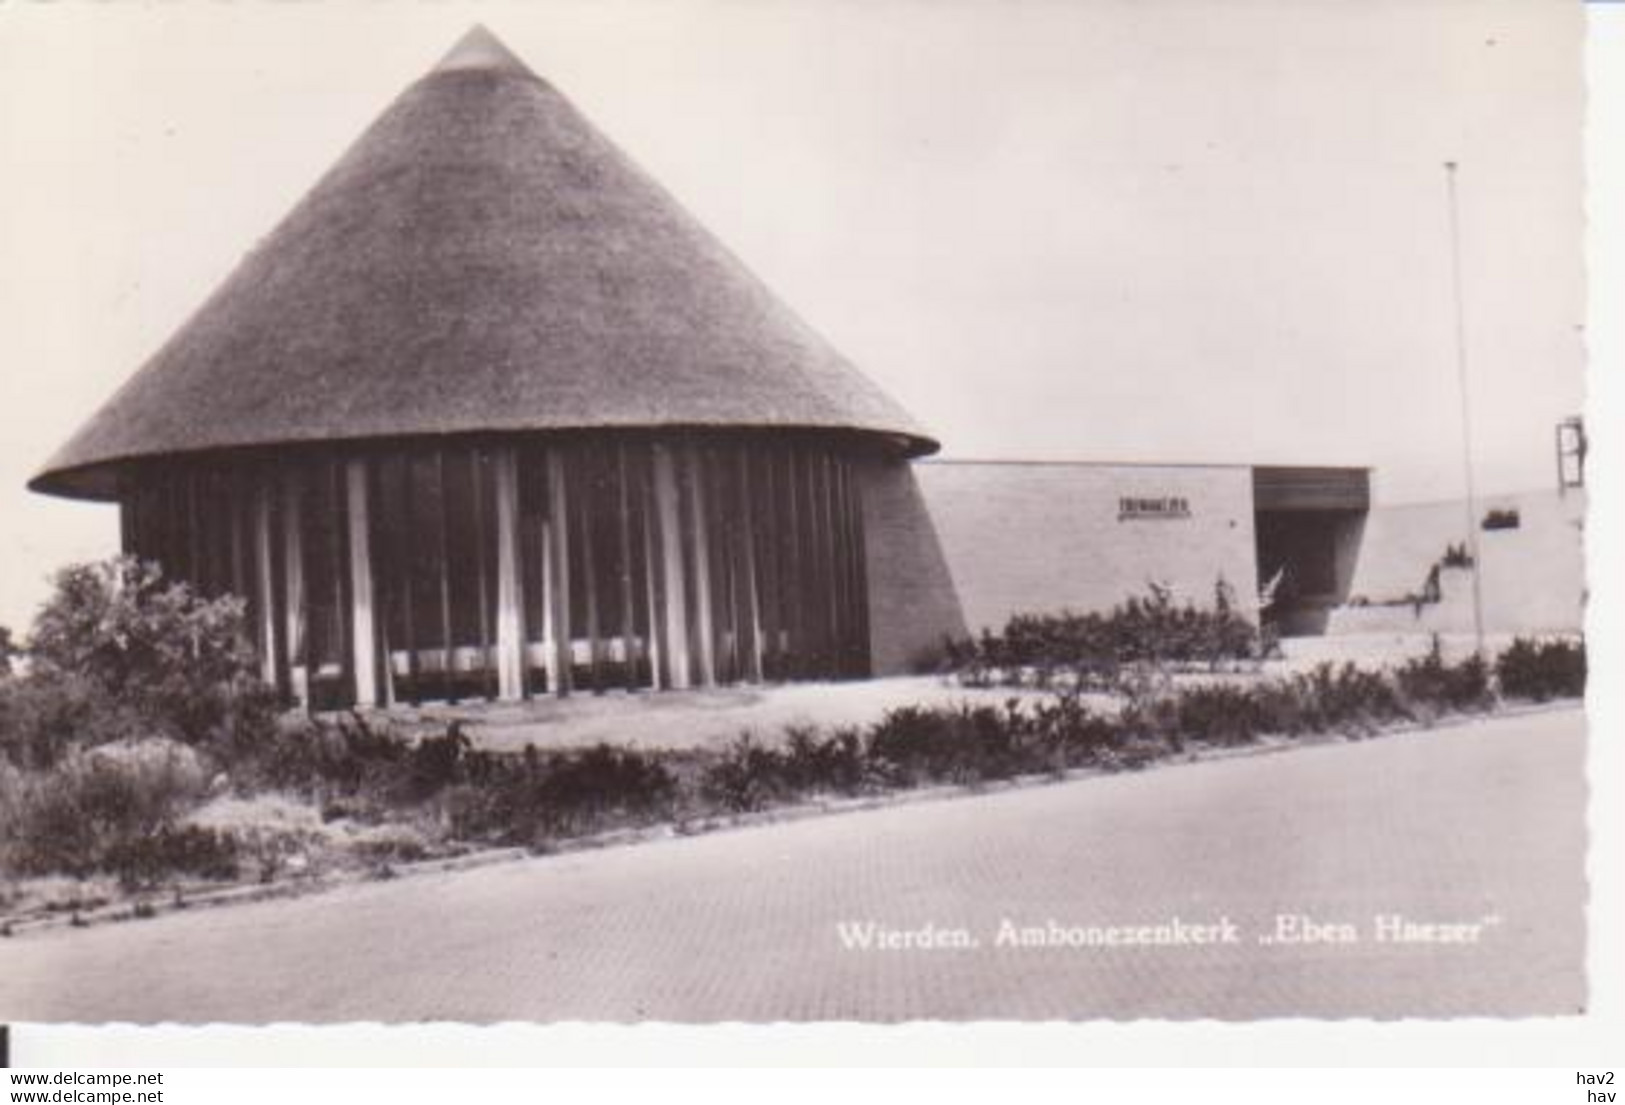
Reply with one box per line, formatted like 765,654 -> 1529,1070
33,26 -> 936,501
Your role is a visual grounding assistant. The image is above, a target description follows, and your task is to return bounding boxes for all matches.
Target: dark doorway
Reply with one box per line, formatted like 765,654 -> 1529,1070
1252,468 -> 1370,636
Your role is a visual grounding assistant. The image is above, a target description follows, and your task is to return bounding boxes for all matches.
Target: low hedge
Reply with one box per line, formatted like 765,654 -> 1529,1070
944,580 -> 1263,688
0,635 -> 1585,894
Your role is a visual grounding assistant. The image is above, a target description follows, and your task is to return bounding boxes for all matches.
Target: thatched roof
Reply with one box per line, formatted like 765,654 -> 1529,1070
33,26 -> 936,501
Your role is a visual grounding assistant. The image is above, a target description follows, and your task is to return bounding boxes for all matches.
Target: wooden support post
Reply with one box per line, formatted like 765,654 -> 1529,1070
832,459 -> 858,675
653,443 -> 690,689
617,443 -> 638,691
471,450 -> 496,701
579,448 -> 604,694
547,447 -> 573,695
368,460 -> 396,709
399,456 -> 422,705
784,449 -> 805,679
326,461 -> 353,706
346,459 -> 379,708
640,447 -> 664,690
737,446 -> 765,684
819,451 -> 840,678
186,471 -> 204,590
435,450 -> 457,704
228,472 -> 248,602
281,468 -> 308,709
848,459 -> 873,675
253,477 -> 279,688
685,445 -> 716,687
493,447 -> 526,702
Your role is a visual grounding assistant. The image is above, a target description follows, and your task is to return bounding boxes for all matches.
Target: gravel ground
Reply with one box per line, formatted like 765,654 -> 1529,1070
386,632 -> 1549,753
0,706 -> 1585,1023
405,676 -> 1072,753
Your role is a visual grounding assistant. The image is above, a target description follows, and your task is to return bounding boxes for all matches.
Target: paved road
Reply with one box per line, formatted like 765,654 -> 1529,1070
0,709 -> 1586,1022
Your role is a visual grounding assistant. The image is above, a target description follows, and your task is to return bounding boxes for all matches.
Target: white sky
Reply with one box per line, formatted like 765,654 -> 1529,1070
0,0 -> 1589,633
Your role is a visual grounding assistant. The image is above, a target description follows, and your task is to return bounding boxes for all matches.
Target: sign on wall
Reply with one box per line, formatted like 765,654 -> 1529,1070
1118,495 -> 1192,521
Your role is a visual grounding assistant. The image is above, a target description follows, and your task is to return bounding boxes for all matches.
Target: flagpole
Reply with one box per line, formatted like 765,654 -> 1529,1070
1444,160 -> 1486,656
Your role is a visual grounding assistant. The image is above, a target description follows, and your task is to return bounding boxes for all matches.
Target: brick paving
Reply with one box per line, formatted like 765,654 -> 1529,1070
0,708 -> 1585,1022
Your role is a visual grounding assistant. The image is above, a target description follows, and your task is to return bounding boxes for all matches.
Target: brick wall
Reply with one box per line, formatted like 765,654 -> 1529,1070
1330,488 -> 1586,635
907,461 -> 1260,639
858,459 -> 970,675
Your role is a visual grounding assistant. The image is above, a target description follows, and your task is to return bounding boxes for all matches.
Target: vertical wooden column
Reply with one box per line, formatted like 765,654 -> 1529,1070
716,450 -> 741,683
585,445 -> 611,689
847,459 -> 873,675
783,449 -> 805,679
737,446 -> 765,684
227,472 -> 249,602
640,447 -> 665,690
546,447 -> 573,696
345,458 -> 379,708
281,468 -> 308,708
492,447 -> 526,702
616,443 -> 639,691
684,444 -> 716,687
253,476 -> 280,688
539,514 -> 556,691
818,451 -> 840,678
653,443 -> 690,690
470,451 -> 495,701
832,459 -> 861,675
397,456 -> 422,705
433,450 -> 457,703
185,471 -> 204,590
366,460 -> 396,708
119,492 -> 135,555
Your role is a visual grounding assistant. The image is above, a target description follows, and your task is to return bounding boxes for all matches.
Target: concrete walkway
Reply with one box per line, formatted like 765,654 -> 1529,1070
0,708 -> 1585,1022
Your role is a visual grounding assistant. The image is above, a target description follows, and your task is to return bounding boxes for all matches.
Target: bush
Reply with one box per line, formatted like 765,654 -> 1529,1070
866,702 -> 1027,785
1395,639 -> 1492,714
700,733 -> 795,812
101,825 -> 240,890
0,671 -> 147,771
943,580 -> 1261,689
1165,684 -> 1266,747
699,727 -> 877,812
1024,693 -> 1123,769
232,711 -> 415,803
22,557 -> 278,751
0,739 -> 213,881
1496,637 -> 1586,702
782,726 -> 871,796
450,743 -> 678,844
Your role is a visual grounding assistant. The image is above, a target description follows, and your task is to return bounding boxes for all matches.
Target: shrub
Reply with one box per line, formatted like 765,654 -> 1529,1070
232,711 -> 414,802
866,702 -> 1026,785
101,825 -> 240,890
344,823 -> 435,866
782,725 -> 872,795
1496,637 -> 1586,702
1025,693 -> 1122,769
0,625 -> 17,678
1295,662 -> 1410,733
451,743 -> 678,844
700,733 -> 795,812
0,671 -> 147,771
1395,639 -> 1492,714
0,739 -> 212,880
1166,684 -> 1266,747
23,557 -> 278,750
943,580 -> 1260,689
